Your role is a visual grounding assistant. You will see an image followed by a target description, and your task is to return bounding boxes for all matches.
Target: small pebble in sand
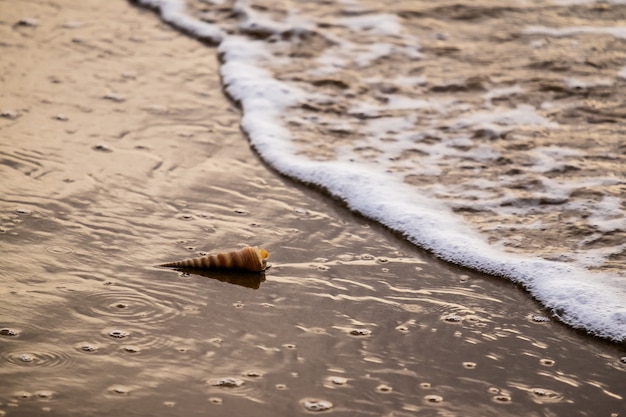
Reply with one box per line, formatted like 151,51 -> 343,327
103,93 -> 125,103
16,18 -> 38,27
1,110 -> 19,119
93,143 -> 113,153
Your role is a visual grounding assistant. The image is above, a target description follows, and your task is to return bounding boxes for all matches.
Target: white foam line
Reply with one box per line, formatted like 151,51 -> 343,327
525,25 -> 626,40
134,0 -> 223,42
137,1 -> 626,341
219,36 -> 626,341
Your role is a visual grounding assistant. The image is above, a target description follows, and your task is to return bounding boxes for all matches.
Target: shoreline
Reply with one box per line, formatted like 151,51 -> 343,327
136,0 -> 626,342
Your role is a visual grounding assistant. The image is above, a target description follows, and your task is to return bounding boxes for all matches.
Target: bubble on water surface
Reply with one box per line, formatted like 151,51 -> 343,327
463,362 -> 477,369
108,330 -> 128,339
328,376 -> 348,385
302,398 -> 333,412
78,291 -> 179,325
0,328 -> 19,337
492,394 -> 512,403
19,354 -> 34,363
349,328 -> 371,336
15,391 -> 32,399
233,208 -> 248,215
208,397 -> 222,404
529,388 -> 563,403
275,384 -> 287,390
443,314 -> 462,323
122,346 -> 140,353
77,343 -> 97,352
163,401 -> 175,408
465,315 -> 482,323
36,391 -> 54,399
540,358 -> 555,366
424,395 -> 443,403
376,384 -> 392,393
396,325 -> 409,333
209,377 -> 244,388
109,386 -> 130,395
245,370 -> 262,377
15,208 -> 31,215
3,347 -> 74,369
531,314 -> 550,323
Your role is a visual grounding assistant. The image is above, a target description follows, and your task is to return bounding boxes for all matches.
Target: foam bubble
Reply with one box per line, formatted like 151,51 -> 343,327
302,399 -> 333,412
524,25 -> 626,40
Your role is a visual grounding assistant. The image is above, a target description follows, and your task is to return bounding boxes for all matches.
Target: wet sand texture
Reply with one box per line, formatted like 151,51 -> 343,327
132,0 -> 626,340
0,1 -> 625,416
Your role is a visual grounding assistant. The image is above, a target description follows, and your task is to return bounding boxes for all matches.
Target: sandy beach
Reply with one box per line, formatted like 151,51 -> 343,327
0,0 -> 625,416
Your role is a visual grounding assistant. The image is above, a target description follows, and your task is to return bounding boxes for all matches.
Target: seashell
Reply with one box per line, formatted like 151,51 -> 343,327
160,246 -> 269,272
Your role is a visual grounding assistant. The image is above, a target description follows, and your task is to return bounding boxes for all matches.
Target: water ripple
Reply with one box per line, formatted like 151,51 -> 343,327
71,288 -> 180,327
1,346 -> 74,369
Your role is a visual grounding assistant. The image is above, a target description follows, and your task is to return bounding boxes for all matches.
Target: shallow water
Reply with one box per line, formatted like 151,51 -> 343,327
129,0 -> 626,339
0,0 -> 625,416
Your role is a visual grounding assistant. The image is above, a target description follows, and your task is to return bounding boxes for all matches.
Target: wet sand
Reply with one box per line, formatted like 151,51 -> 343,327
0,1 -> 625,416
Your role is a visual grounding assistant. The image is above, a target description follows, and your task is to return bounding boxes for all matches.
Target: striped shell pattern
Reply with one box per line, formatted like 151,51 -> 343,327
160,246 -> 269,272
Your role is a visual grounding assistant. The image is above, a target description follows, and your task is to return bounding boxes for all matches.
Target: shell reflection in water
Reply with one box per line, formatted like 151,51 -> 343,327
176,268 -> 266,289
160,246 -> 269,272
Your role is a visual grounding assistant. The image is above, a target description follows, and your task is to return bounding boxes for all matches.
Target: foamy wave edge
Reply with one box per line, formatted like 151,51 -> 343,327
133,0 -> 626,342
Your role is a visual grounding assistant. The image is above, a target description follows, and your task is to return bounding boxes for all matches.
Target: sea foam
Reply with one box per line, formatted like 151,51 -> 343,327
137,0 -> 626,341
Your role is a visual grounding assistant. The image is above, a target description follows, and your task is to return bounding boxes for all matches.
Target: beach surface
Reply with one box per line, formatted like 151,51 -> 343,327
0,0 -> 625,416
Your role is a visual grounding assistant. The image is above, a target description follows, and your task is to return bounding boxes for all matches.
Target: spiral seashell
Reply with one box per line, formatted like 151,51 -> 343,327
160,246 -> 269,272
